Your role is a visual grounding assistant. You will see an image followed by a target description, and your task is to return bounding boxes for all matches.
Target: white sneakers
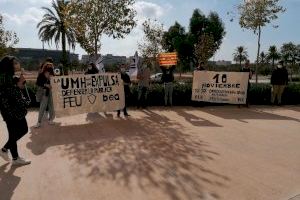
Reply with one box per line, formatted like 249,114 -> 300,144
1,151 -> 31,166
12,157 -> 31,166
34,122 -> 41,128
34,120 -> 55,128
0,150 -> 10,161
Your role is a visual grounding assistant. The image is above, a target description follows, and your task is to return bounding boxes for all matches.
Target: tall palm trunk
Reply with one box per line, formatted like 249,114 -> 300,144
255,26 -> 261,84
239,57 -> 242,67
61,29 -> 67,72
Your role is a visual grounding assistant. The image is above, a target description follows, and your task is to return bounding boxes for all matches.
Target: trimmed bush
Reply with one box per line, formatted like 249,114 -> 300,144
25,81 -> 300,108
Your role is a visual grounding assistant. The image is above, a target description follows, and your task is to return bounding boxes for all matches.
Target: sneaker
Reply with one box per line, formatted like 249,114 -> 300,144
0,150 -> 10,162
34,122 -> 41,128
124,113 -> 130,117
12,157 -> 31,166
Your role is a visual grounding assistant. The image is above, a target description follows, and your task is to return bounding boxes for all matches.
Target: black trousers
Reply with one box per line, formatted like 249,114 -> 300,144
3,118 -> 28,159
137,86 -> 148,108
118,93 -> 130,115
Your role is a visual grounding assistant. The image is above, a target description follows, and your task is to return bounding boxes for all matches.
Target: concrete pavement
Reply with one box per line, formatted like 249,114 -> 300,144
0,106 -> 300,200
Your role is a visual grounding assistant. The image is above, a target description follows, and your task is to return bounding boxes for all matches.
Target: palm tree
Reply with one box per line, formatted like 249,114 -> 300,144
233,46 -> 248,67
259,51 -> 267,64
267,45 -> 280,67
37,0 -> 75,68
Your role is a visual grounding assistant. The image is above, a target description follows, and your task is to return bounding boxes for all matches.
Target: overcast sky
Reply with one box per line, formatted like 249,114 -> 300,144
1,0 -> 299,62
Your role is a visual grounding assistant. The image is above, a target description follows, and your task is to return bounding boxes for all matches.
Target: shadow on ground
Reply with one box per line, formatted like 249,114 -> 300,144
26,111 -> 229,200
172,109 -> 223,127
0,163 -> 23,200
199,107 -> 300,123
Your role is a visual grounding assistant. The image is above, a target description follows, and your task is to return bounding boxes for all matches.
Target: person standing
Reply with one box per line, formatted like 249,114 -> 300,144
118,64 -> 131,117
196,61 -> 205,71
161,65 -> 175,107
0,56 -> 31,165
240,60 -> 252,107
137,63 -> 151,109
193,62 -> 206,107
85,62 -> 99,75
271,60 -> 288,106
35,63 -> 55,128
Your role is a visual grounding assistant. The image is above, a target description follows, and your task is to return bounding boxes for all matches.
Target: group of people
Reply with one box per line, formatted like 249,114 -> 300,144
0,56 -> 63,166
241,59 -> 289,107
117,62 -> 176,117
0,54 -> 290,166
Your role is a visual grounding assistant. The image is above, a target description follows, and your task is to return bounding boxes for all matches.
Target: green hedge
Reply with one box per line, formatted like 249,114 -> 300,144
25,81 -> 300,108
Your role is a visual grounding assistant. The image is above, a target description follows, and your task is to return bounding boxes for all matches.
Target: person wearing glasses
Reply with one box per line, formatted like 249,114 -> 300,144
0,56 -> 31,165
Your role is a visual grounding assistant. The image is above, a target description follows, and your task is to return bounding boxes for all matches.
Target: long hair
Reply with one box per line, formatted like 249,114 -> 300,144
0,56 -> 18,86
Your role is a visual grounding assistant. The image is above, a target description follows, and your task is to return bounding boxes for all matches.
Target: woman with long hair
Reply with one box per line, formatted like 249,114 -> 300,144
0,56 -> 31,165
35,62 -> 55,128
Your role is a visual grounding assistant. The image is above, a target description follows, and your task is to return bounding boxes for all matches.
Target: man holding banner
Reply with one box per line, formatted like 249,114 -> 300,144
158,52 -> 177,107
161,65 -> 175,107
240,60 -> 252,107
117,64 -> 131,117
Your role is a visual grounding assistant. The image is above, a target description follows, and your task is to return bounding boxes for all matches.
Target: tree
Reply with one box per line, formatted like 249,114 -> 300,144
162,22 -> 185,52
37,0 -> 76,67
0,14 -> 19,57
162,22 -> 192,72
238,0 -> 285,83
69,0 -> 136,56
281,42 -> 299,80
259,51 -> 267,64
281,42 -> 298,66
138,19 -> 164,69
194,33 -> 216,65
189,9 -> 225,64
233,46 -> 248,67
267,45 -> 280,67
162,9 -> 225,71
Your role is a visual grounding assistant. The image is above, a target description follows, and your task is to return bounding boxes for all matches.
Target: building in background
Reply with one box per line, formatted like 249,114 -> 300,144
13,48 -> 79,71
215,60 -> 232,66
81,54 -> 126,66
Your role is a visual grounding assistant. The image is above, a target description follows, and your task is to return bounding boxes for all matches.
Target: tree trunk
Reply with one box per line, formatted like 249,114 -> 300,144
61,30 -> 67,73
255,26 -> 261,84
272,58 -> 274,68
94,34 -> 98,58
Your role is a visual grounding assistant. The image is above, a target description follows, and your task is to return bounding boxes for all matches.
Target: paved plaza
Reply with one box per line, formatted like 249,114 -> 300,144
1,106 -> 300,200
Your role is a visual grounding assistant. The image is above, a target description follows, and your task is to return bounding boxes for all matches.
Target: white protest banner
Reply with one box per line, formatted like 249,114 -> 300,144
192,71 -> 249,104
51,73 -> 125,117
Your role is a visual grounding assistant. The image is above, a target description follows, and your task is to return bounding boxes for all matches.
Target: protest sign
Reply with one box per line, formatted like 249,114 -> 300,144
158,52 -> 178,67
51,73 -> 125,117
192,71 -> 249,104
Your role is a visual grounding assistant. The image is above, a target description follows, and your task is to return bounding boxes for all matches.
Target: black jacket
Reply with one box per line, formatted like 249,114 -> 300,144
36,73 -> 50,96
161,66 -> 175,83
0,86 -> 29,121
271,67 -> 288,85
85,67 -> 99,75
121,72 -> 131,95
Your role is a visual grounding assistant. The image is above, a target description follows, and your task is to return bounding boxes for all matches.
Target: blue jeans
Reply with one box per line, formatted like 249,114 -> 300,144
38,93 -> 54,123
164,82 -> 173,106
